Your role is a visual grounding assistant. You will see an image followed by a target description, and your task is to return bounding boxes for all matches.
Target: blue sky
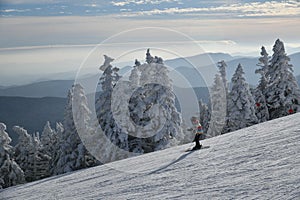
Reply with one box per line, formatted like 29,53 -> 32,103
1,0 -> 300,17
0,0 -> 299,86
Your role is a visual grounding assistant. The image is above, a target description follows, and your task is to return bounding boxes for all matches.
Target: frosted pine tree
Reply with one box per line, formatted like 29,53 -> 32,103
29,132 -> 51,181
252,88 -> 269,123
217,60 -> 230,134
96,55 -> 129,160
226,64 -> 258,132
265,39 -> 300,119
254,46 -> 270,122
41,121 -> 57,166
72,84 -> 98,168
112,74 -> 143,153
217,60 -> 228,95
199,99 -> 210,136
54,88 -> 78,174
129,62 -> 140,87
54,85 -> 97,175
130,49 -> 183,150
255,46 -> 269,93
207,74 -> 226,137
0,123 -> 25,189
50,122 -> 63,175
14,126 -> 50,181
13,126 -> 32,180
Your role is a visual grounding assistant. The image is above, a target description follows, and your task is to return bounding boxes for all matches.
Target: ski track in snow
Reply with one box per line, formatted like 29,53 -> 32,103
1,113 -> 300,199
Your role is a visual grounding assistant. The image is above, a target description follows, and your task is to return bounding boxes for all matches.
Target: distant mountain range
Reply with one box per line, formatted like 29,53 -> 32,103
0,80 -> 74,98
1,52 -> 299,98
166,52 -> 300,88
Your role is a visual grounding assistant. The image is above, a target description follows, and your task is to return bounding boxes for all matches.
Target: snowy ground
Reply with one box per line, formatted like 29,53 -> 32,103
2,113 -> 300,199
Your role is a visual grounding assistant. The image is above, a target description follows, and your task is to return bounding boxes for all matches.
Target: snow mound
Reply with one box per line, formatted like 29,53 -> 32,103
2,113 -> 300,199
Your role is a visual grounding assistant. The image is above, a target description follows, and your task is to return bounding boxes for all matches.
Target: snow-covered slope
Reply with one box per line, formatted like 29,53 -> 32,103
2,113 -> 300,199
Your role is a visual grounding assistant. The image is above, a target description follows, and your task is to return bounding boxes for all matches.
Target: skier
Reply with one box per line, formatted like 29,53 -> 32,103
189,116 -> 204,150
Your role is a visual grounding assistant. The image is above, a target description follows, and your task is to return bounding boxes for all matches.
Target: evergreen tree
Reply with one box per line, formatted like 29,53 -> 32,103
41,121 -> 57,157
120,50 -> 184,153
226,64 -> 258,132
199,99 -> 210,136
54,88 -> 78,174
207,74 -> 226,137
54,85 -> 97,175
29,132 -> 51,181
132,49 -> 183,150
217,60 -> 228,95
50,122 -> 64,175
252,88 -> 269,123
96,55 -> 129,161
0,123 -> 25,189
14,126 -> 50,182
254,46 -> 270,122
265,39 -> 300,119
72,84 -> 98,168
255,46 -> 269,93
13,126 -> 32,180
129,63 -> 140,87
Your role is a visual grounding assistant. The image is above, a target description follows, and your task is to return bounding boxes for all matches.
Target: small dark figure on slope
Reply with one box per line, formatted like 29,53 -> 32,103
188,116 -> 205,150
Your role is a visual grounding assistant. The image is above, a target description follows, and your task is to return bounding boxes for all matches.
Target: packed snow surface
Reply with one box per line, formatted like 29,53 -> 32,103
2,113 -> 300,199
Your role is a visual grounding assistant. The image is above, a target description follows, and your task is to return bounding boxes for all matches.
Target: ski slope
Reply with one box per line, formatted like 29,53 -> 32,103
2,113 -> 300,199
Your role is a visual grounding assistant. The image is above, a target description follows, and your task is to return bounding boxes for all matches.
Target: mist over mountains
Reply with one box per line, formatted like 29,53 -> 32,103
1,52 -> 299,98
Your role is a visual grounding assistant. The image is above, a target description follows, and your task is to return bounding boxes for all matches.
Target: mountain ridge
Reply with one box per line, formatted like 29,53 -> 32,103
0,52 -> 299,98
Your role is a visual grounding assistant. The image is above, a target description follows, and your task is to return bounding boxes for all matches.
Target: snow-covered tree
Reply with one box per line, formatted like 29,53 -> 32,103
96,55 -> 129,160
253,46 -> 270,122
14,126 -> 50,182
129,63 -> 140,87
41,121 -> 57,164
207,74 -> 226,137
217,60 -> 228,95
133,49 -> 183,150
146,49 -> 163,64
255,46 -> 269,93
226,64 -> 258,132
54,88 -> 78,174
54,84 -> 97,175
199,99 -> 210,136
13,126 -> 32,180
50,122 -> 63,175
252,88 -> 269,123
0,123 -> 25,189
265,39 -> 300,119
72,84 -> 98,168
29,132 -> 51,181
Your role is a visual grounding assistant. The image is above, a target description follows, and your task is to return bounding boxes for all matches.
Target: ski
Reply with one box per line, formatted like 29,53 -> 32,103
184,146 -> 210,152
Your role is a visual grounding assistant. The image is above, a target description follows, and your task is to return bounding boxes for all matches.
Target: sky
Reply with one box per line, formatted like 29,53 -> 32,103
0,0 -> 300,86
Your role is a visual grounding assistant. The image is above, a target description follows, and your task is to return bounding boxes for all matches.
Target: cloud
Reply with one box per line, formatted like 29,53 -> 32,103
1,9 -> 31,13
119,0 -> 300,17
111,0 -> 180,6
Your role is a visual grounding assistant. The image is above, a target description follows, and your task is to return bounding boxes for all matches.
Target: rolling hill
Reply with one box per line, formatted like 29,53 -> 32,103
2,113 -> 299,199
0,80 -> 73,98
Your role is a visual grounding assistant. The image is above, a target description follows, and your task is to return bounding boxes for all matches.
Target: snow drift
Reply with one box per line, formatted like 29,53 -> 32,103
1,113 -> 300,199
